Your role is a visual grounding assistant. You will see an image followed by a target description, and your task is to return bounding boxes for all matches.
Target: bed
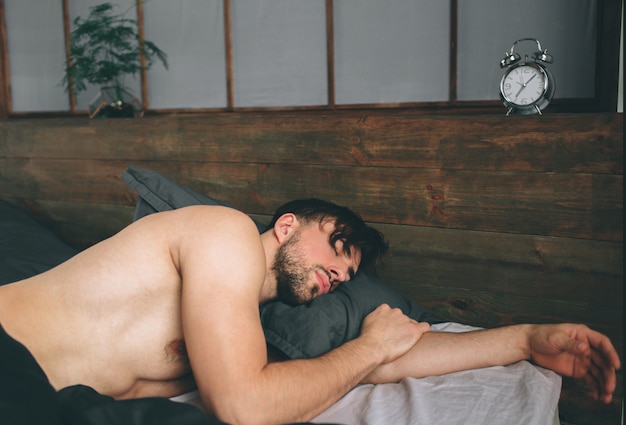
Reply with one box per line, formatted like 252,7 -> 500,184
1,168 -> 562,425
0,112 -> 621,424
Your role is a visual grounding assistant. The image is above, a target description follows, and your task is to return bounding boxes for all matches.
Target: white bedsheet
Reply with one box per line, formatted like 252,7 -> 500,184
313,322 -> 562,425
172,322 -> 562,425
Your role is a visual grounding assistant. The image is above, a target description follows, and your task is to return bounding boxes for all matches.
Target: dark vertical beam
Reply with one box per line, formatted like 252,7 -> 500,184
325,0 -> 335,108
449,0 -> 458,103
0,0 -> 10,118
61,0 -> 75,112
595,0 -> 622,111
224,0 -> 234,110
136,0 -> 149,111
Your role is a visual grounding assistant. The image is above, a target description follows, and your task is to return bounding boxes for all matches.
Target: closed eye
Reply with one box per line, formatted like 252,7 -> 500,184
330,239 -> 358,281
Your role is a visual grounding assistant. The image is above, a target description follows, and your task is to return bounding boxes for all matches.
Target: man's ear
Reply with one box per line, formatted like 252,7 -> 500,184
273,213 -> 299,243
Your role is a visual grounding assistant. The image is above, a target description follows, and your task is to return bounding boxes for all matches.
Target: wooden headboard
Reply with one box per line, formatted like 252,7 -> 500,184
0,112 -> 622,425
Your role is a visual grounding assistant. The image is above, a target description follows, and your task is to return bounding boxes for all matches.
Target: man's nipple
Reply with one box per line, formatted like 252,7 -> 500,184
165,339 -> 188,363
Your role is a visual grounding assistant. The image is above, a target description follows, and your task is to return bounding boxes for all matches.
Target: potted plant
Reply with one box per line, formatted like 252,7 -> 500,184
62,2 -> 168,118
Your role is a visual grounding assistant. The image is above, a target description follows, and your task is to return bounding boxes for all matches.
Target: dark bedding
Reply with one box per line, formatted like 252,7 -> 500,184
2,324 -> 224,425
0,200 -> 79,284
0,167 -> 440,425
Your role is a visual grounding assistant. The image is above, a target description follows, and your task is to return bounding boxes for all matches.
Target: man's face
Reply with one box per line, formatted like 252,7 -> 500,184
273,220 -> 360,305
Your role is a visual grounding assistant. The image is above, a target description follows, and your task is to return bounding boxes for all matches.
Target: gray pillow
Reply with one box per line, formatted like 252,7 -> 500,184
122,166 -> 266,232
0,200 -> 79,285
122,166 -> 441,359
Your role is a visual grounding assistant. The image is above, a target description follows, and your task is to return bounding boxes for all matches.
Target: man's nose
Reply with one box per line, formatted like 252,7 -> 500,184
328,266 -> 347,284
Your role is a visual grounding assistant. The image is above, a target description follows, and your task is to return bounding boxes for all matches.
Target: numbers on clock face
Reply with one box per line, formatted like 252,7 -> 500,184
501,65 -> 546,105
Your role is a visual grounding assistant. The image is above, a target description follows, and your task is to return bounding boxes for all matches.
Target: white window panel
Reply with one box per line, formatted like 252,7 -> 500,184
144,0 -> 226,109
231,0 -> 327,108
334,0 -> 450,105
5,0 -> 68,112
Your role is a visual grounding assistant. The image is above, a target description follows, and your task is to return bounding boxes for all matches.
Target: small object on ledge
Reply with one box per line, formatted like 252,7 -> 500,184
88,86 -> 143,119
499,38 -> 556,116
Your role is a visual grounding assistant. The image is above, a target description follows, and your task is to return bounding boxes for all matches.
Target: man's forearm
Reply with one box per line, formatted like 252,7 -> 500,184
363,324 -> 533,384
213,334 -> 386,425
364,321 -> 621,406
208,305 -> 430,424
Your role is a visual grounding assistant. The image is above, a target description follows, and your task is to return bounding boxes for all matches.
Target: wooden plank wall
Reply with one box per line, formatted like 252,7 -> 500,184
0,113 -> 622,425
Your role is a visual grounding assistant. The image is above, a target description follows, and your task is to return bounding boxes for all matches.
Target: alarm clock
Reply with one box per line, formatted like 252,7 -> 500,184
499,38 -> 555,116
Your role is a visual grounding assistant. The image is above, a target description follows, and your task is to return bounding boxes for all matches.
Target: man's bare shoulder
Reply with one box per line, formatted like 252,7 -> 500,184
139,205 -> 250,223
133,205 -> 257,236
154,206 -> 266,286
140,205 -> 259,251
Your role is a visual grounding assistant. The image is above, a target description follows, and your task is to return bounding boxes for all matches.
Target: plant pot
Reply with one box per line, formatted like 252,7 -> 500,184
88,86 -> 143,118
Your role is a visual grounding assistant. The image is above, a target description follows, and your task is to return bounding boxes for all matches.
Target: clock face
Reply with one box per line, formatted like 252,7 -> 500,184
500,64 -> 547,106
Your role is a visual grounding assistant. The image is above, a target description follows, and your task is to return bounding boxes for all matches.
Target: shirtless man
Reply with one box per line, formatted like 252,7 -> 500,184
0,199 -> 620,425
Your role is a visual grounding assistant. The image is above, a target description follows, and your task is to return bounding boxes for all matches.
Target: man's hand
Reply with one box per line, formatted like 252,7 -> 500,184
528,323 -> 621,404
359,304 -> 430,364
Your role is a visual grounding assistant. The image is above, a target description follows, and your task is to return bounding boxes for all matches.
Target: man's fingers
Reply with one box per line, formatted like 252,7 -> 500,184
579,344 -> 619,404
581,328 -> 621,370
585,362 -> 604,400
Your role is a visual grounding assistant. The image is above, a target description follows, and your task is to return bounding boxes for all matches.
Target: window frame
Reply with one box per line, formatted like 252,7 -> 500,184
0,0 -> 621,118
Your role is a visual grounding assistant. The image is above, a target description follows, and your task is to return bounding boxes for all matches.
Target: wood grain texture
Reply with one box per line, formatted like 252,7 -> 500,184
0,159 -> 621,240
1,114 -> 622,173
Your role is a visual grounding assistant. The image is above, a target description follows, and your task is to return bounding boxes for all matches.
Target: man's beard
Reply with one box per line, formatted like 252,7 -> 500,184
272,232 -> 321,305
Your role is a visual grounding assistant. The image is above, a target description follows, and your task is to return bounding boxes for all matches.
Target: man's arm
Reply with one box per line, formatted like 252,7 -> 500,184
177,207 -> 428,425
363,323 -> 621,404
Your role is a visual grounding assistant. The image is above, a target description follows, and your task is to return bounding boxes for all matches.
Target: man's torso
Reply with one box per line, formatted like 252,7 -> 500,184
0,206 -> 260,399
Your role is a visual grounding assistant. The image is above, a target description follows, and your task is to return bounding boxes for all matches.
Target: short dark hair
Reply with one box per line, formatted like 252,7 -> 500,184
267,198 -> 388,268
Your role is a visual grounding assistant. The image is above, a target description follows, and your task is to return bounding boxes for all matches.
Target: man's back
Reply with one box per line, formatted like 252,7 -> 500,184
0,205 -> 262,399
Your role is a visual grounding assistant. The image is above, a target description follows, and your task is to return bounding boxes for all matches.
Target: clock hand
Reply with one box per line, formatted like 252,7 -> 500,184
523,74 -> 537,86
